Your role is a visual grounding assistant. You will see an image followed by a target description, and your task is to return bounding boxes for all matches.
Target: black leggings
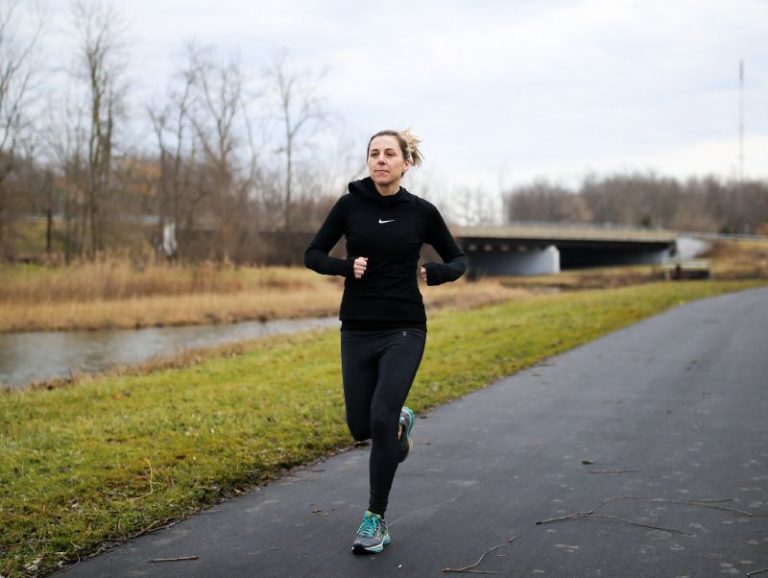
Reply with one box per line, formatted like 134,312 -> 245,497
341,328 -> 426,516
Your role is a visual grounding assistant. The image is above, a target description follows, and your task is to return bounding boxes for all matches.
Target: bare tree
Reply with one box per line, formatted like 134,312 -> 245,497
502,172 -> 768,235
185,45 -> 259,262
148,44 -> 201,261
265,52 -> 326,231
41,93 -> 88,262
0,0 -> 42,259
71,0 -> 127,257
504,180 -> 591,224
671,178 -> 718,232
452,186 -> 499,226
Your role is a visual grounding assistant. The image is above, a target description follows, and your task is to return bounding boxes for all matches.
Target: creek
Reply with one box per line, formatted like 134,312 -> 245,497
0,316 -> 339,390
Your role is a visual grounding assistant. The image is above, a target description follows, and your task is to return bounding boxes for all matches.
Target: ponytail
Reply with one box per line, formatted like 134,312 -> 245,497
398,128 -> 423,167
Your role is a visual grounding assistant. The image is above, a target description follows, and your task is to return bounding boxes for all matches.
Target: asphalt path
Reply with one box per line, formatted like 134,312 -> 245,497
61,287 -> 768,578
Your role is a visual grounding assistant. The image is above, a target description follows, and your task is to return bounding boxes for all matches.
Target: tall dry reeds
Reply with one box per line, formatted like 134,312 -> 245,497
0,258 -> 526,332
703,239 -> 768,278
0,259 -> 320,304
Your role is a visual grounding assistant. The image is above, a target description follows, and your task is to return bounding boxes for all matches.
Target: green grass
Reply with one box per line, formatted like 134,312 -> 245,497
0,280 -> 764,576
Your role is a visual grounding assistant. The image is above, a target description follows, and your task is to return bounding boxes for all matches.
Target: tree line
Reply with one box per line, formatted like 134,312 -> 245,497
503,173 -> 768,235
0,0 -> 354,264
1,1 -> 766,266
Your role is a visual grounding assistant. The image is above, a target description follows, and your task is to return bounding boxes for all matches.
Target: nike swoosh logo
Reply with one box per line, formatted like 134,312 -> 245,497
378,219 -> 395,224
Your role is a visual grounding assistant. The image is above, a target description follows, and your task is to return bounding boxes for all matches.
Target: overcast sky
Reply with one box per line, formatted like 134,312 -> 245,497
23,0 -> 768,198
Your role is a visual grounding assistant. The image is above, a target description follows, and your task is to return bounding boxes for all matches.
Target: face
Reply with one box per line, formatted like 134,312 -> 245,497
367,135 -> 409,187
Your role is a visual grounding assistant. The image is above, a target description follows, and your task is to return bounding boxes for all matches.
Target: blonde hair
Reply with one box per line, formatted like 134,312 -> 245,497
367,129 -> 423,167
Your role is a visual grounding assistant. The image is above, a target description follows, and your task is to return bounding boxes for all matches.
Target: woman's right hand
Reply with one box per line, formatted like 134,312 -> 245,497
353,256 -> 368,279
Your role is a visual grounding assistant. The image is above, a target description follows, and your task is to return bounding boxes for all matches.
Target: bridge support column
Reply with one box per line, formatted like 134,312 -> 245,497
467,244 -> 560,277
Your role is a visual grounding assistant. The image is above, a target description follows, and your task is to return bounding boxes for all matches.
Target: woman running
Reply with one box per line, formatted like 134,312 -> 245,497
304,129 -> 465,553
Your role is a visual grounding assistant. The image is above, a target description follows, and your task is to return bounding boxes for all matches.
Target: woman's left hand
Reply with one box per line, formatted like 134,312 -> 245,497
419,266 -> 427,283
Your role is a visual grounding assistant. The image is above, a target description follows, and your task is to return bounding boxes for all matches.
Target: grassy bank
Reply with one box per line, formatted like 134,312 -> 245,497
0,279 -> 763,576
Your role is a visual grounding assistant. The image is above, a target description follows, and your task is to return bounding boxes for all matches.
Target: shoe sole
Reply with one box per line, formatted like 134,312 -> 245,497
352,534 -> 391,554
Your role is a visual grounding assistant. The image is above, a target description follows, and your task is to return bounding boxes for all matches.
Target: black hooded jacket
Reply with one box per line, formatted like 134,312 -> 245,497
304,177 -> 466,330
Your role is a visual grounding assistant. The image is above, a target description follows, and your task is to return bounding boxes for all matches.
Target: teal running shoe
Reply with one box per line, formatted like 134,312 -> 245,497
399,406 -> 415,463
352,511 -> 390,554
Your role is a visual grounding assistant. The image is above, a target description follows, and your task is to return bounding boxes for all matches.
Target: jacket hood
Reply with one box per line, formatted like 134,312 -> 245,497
348,177 -> 410,206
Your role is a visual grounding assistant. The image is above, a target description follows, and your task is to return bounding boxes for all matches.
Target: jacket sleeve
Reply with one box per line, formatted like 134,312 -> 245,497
422,203 -> 466,286
304,197 -> 355,278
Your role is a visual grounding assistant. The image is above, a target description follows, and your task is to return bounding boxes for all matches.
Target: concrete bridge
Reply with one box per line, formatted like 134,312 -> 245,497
454,223 -> 679,276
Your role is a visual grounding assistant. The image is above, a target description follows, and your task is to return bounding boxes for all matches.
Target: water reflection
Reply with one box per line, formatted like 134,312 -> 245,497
0,317 -> 339,389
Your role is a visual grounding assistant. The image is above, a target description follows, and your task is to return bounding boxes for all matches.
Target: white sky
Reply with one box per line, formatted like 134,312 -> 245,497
20,0 -> 768,201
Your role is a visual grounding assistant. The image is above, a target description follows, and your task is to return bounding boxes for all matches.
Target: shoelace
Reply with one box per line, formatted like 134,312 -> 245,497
357,515 -> 380,537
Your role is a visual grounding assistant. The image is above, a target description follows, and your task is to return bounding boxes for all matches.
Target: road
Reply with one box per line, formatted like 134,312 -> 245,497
61,287 -> 768,577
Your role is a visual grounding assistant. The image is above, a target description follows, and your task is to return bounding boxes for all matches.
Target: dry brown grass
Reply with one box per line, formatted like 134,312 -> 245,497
3,238 -> 764,333
501,265 -> 662,291
425,279 -> 530,310
0,288 -> 341,332
0,262 -> 527,332
702,238 -> 768,278
0,260 -> 317,303
0,261 -> 337,332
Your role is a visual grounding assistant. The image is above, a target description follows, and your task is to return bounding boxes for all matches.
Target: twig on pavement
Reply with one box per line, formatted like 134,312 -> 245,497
589,514 -> 691,535
651,498 -> 767,518
536,495 -> 766,536
536,496 -> 689,535
442,536 -> 519,574
150,556 -> 199,563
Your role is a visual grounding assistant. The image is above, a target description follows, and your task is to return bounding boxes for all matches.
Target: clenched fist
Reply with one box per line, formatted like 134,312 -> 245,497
353,256 -> 368,279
